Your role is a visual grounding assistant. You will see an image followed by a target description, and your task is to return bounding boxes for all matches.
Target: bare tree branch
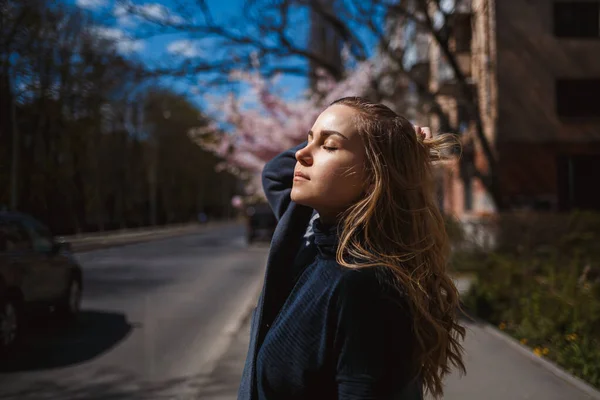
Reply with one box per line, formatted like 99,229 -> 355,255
195,0 -> 215,26
305,0 -> 369,61
114,0 -> 502,205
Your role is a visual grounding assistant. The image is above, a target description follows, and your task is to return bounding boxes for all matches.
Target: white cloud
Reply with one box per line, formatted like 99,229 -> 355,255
117,40 -> 145,54
113,2 -> 184,28
118,15 -> 139,28
113,3 -> 184,28
89,26 -> 144,54
76,0 -> 108,10
113,3 -> 128,17
113,4 -> 138,27
136,3 -> 184,24
114,4 -> 132,25
91,26 -> 125,41
167,40 -> 201,58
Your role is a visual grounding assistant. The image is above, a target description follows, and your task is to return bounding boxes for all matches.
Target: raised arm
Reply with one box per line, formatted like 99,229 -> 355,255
261,141 -> 307,221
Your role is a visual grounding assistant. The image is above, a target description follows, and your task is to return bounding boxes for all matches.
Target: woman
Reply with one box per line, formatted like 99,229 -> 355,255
238,97 -> 466,400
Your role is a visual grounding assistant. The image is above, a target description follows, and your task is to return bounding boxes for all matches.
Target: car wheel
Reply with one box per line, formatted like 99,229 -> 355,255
57,278 -> 82,320
0,297 -> 20,353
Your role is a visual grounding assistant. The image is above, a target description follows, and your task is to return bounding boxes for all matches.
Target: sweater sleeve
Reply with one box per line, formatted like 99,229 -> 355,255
261,141 -> 308,221
334,269 -> 418,399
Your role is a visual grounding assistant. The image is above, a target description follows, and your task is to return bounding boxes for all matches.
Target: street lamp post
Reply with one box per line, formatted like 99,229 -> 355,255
9,96 -> 19,211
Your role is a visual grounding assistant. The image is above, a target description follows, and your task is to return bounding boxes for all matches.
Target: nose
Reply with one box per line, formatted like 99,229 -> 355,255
295,143 -> 313,166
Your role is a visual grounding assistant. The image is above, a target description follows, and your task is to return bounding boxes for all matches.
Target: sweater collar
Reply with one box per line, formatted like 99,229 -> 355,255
312,217 -> 340,258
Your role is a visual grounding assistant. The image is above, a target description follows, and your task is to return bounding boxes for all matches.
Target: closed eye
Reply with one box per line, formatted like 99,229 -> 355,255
323,146 -> 337,152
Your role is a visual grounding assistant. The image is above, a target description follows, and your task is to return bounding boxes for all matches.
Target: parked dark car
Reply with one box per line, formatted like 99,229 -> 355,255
246,204 -> 277,244
0,212 -> 83,352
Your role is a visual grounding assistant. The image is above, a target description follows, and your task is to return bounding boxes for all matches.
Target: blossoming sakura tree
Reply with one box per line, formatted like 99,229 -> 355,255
189,61 -> 378,199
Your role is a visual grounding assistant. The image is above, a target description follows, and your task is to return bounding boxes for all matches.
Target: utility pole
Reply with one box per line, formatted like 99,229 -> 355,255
139,101 -> 158,227
148,137 -> 158,226
9,94 -> 19,211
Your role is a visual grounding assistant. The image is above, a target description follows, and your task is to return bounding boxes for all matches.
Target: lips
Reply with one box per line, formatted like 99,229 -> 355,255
294,171 -> 310,180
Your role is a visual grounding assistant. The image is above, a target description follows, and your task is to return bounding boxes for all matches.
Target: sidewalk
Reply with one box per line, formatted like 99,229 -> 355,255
438,320 -> 597,400
201,275 -> 600,399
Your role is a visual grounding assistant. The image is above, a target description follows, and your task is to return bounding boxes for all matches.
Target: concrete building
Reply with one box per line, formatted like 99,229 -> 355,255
425,0 -> 600,217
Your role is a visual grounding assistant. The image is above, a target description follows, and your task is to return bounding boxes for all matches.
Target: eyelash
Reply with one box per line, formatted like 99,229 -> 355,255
308,137 -> 337,152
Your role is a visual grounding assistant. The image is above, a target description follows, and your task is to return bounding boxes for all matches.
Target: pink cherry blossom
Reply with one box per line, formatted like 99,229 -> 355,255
189,59 -> 379,197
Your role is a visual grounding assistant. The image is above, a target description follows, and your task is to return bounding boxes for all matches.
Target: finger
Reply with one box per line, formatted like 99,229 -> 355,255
421,127 -> 432,139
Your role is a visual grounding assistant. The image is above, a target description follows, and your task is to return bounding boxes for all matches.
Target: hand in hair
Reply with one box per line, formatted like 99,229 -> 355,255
413,125 -> 432,141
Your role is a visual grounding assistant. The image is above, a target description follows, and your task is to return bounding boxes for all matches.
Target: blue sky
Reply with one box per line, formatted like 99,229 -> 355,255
70,0 -> 311,105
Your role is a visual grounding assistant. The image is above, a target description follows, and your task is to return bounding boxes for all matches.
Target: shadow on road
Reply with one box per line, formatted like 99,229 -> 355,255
0,307 -> 247,399
0,310 -> 133,373
0,368 -> 230,400
83,272 -> 175,299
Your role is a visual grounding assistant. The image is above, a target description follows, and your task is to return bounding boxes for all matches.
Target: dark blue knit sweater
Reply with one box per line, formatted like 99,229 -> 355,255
238,142 -> 423,400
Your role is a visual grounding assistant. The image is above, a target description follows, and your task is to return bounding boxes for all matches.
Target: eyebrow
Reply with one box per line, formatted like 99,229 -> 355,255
308,129 -> 349,140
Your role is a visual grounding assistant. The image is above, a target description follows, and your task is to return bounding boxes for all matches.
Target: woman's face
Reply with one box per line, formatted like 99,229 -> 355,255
291,104 -> 369,221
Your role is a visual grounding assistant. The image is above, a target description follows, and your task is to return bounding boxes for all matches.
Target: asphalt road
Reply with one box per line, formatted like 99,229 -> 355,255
0,224 -> 268,400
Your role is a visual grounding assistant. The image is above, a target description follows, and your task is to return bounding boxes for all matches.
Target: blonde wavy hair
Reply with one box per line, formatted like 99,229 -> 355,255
331,97 -> 466,398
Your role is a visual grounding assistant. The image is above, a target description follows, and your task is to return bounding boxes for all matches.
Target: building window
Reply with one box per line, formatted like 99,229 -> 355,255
556,78 -> 600,118
557,155 -> 600,211
553,2 -> 600,38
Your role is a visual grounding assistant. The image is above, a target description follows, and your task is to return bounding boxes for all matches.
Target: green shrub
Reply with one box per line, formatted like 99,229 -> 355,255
445,215 -> 466,245
458,211 -> 600,389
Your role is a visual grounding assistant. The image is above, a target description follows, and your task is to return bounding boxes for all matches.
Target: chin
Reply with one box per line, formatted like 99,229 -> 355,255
290,187 -> 314,208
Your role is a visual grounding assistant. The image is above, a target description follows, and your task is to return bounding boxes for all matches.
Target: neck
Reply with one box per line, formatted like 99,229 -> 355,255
312,215 -> 340,259
315,210 -> 340,226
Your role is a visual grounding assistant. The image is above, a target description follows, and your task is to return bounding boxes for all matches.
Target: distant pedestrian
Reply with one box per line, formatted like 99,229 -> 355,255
239,97 -> 466,400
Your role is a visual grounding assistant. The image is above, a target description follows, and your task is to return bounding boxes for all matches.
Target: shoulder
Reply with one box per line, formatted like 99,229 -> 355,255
336,265 -> 397,292
333,266 -> 407,311
336,266 -> 381,293
331,266 -> 414,350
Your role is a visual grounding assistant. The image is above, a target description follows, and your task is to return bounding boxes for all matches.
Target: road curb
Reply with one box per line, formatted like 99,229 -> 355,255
224,277 -> 262,337
65,223 -> 198,241
70,221 -> 239,253
480,323 -> 600,399
197,269 -> 264,377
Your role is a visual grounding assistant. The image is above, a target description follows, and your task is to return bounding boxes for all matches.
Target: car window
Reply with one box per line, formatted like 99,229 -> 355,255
21,217 -> 54,253
0,219 -> 33,252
